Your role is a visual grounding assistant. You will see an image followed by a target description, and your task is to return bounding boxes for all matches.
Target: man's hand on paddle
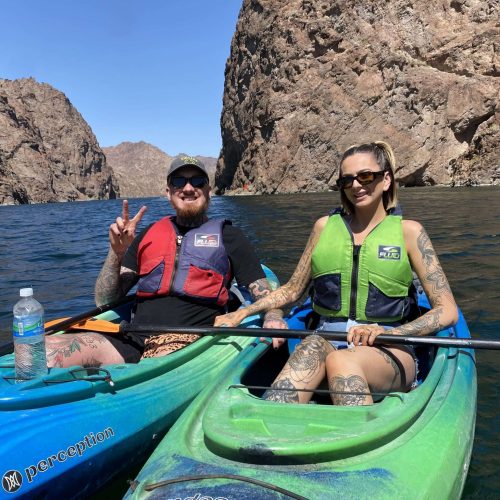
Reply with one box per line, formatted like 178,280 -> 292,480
215,311 -> 287,350
109,200 -> 147,258
262,315 -> 287,349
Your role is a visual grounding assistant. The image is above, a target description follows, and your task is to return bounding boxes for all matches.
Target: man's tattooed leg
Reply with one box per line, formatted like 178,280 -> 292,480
46,334 -> 108,368
329,375 -> 371,406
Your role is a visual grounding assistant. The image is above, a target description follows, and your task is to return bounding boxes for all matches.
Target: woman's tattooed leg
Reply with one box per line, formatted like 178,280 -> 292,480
264,335 -> 335,403
329,375 -> 371,406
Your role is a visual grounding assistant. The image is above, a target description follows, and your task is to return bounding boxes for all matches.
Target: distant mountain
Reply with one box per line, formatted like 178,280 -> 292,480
103,142 -> 217,198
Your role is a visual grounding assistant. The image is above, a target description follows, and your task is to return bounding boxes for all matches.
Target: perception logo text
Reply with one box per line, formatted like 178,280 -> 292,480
1,427 -> 115,492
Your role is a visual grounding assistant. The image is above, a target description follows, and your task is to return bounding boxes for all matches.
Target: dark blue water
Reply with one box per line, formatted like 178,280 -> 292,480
1,187 -> 499,498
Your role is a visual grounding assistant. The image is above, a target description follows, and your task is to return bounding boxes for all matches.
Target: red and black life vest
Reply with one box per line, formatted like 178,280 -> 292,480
136,217 -> 231,306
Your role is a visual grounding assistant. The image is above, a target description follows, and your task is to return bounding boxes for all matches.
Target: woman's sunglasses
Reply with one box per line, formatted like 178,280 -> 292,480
169,175 -> 208,189
336,170 -> 385,189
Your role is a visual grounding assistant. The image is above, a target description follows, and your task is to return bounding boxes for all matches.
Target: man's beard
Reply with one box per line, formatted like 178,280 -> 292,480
175,197 -> 210,225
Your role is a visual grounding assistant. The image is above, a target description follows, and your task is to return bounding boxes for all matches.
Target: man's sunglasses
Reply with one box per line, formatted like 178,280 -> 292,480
336,170 -> 385,189
169,175 -> 208,189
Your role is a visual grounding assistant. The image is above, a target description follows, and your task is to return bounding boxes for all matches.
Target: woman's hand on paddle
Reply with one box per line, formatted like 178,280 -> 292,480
347,324 -> 386,346
109,200 -> 147,258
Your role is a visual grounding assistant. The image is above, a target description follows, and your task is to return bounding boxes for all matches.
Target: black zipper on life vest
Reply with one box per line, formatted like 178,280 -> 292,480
169,234 -> 184,291
349,245 -> 361,320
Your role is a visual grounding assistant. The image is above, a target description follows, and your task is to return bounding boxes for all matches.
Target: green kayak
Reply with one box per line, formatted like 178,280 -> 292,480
125,294 -> 477,499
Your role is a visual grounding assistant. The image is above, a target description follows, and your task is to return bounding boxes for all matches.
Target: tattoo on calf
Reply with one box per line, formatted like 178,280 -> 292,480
329,375 -> 370,406
263,378 -> 300,403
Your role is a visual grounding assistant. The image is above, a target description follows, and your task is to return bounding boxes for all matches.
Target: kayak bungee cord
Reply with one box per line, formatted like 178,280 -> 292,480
140,473 -> 308,499
228,384 -> 405,401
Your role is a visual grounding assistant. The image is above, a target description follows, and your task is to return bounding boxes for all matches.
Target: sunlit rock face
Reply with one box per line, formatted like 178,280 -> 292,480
216,0 -> 499,194
0,78 -> 119,204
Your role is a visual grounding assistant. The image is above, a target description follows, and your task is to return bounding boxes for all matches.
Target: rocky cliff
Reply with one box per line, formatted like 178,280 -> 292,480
103,141 -> 217,198
216,0 -> 499,194
0,78 -> 119,204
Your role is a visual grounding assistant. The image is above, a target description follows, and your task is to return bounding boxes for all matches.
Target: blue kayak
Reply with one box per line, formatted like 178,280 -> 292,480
0,266 -> 279,499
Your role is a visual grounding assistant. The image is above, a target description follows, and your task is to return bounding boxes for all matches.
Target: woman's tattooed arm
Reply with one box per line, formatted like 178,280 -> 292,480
393,221 -> 458,337
248,278 -> 285,323
214,217 -> 327,327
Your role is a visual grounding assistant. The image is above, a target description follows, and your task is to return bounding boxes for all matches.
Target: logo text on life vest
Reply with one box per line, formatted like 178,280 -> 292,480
194,234 -> 220,247
378,245 -> 401,260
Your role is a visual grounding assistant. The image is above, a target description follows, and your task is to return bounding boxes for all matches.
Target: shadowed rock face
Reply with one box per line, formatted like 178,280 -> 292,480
216,0 -> 499,194
103,141 -> 217,198
0,78 -> 119,204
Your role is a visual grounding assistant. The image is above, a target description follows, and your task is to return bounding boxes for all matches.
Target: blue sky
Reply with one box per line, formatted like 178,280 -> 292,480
0,0 -> 243,157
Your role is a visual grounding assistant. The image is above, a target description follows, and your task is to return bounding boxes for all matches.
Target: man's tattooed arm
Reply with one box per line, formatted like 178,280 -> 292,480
394,222 -> 458,337
248,278 -> 285,323
95,249 -> 138,306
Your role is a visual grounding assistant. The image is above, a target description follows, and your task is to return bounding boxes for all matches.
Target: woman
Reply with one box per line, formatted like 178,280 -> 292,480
214,141 -> 458,406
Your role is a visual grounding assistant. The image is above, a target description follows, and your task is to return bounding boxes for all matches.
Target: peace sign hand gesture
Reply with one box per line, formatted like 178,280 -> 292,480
109,200 -> 147,259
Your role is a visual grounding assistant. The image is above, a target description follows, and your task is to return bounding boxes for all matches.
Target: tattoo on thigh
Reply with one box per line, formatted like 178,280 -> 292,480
376,348 -> 400,387
329,375 -> 370,406
82,356 -> 102,368
46,334 -> 107,367
263,378 -> 300,403
288,335 -> 331,383
46,338 -> 84,367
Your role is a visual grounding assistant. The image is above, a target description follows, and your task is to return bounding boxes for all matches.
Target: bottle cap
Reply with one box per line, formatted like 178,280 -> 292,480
20,288 -> 33,297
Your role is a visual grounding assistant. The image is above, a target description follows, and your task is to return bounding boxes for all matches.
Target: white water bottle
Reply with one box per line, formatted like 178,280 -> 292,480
13,288 -> 48,381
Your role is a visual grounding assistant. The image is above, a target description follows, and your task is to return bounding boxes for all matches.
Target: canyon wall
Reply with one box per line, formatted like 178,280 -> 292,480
0,78 -> 119,204
216,0 -> 499,194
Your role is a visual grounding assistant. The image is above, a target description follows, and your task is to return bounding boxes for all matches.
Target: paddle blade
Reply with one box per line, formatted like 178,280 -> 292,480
45,317 -> 71,328
44,317 -> 120,334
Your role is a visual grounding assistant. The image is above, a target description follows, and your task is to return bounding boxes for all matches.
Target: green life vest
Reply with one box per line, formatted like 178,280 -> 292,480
311,213 -> 415,323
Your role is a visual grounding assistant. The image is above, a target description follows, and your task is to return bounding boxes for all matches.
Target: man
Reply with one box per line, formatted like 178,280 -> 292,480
46,155 -> 285,367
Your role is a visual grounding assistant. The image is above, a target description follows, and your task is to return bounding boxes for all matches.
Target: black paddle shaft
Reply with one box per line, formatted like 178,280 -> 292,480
120,324 -> 499,350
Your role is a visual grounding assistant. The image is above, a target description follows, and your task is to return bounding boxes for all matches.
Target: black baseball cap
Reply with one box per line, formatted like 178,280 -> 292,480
167,155 -> 209,179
